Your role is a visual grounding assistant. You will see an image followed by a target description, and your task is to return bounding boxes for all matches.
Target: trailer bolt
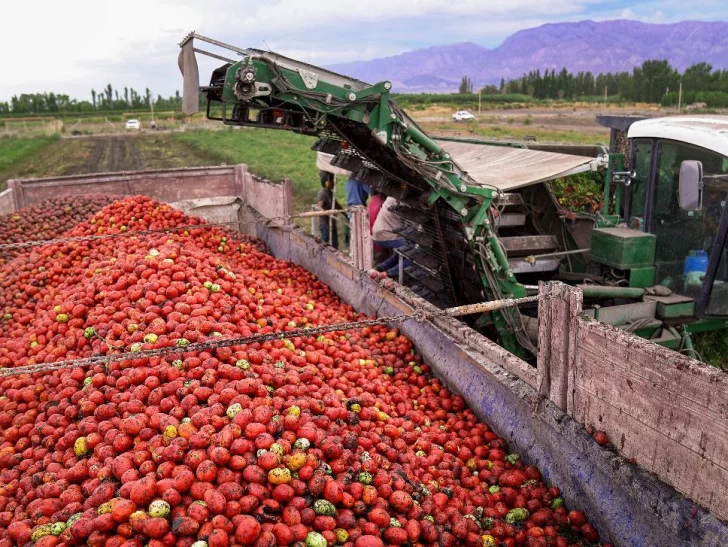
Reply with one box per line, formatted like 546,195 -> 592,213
460,185 -> 467,192
347,92 -> 356,101
460,208 -> 468,217
383,82 -> 392,90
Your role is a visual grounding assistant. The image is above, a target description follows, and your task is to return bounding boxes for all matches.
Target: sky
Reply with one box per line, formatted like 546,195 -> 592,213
1,0 -> 727,103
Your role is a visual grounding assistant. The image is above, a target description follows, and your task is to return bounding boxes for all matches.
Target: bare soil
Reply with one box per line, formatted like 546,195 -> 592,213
0,134 -> 224,188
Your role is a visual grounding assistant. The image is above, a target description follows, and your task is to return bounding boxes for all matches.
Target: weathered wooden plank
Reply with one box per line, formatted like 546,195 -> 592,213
438,324 -> 538,389
0,188 -> 15,215
575,388 -> 728,521
244,175 -> 293,225
576,330 -> 728,465
578,321 -> 728,418
350,206 -> 373,271
12,166 -> 242,207
537,282 -> 582,411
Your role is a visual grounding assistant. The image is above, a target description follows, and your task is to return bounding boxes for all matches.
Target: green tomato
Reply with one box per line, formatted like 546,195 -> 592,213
50,521 -> 66,535
31,524 -> 53,541
294,438 -> 311,450
357,472 -> 372,485
226,403 -> 242,419
305,531 -> 327,547
148,499 -> 171,518
505,508 -> 529,524
313,499 -> 337,516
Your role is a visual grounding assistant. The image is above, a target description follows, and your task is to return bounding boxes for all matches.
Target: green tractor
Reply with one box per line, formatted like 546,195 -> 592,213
179,33 -> 728,360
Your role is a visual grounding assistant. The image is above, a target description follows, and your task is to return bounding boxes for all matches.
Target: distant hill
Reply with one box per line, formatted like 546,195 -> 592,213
330,20 -> 728,92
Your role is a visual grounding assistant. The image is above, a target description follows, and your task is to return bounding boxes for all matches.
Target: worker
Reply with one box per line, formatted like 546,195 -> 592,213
373,196 -> 411,277
316,171 -> 341,248
345,176 -> 371,208
368,190 -> 386,263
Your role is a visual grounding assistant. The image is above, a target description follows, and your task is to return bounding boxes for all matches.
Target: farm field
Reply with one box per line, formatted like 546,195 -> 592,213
0,134 -> 222,188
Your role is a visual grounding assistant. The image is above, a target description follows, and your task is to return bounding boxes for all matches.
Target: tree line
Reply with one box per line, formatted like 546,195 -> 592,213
458,61 -> 728,105
0,85 -> 184,115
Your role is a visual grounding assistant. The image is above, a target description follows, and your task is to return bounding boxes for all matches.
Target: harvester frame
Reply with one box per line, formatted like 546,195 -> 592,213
179,32 -> 728,359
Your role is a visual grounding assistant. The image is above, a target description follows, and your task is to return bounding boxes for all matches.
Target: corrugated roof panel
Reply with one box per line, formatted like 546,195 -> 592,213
436,141 -> 595,190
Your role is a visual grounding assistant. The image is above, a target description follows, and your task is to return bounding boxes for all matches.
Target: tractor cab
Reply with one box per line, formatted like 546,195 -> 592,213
596,116 -> 728,330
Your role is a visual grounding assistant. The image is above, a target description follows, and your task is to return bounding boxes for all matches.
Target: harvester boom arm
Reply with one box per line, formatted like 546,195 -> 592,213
179,34 -> 534,356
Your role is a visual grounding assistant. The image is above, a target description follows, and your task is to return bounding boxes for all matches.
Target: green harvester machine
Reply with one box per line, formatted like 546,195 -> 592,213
179,33 -> 728,360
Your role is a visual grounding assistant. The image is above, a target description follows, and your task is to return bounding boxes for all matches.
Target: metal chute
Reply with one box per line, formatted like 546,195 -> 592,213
178,36 -> 200,116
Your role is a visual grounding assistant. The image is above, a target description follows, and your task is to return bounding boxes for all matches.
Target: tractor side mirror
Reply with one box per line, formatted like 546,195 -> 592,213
679,160 -> 704,211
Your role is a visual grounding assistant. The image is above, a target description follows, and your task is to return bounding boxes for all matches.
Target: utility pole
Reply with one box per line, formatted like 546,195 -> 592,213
604,85 -> 607,107
678,81 -> 683,114
478,89 -> 481,116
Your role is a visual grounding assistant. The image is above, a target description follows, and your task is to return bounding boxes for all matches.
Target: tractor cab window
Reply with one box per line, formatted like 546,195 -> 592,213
650,140 -> 728,294
627,138 -> 652,227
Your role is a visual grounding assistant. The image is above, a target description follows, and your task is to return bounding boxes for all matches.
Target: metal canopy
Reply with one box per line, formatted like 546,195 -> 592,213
628,116 -> 728,158
436,140 -> 599,191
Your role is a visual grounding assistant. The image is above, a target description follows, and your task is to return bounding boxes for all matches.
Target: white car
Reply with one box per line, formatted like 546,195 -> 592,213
125,119 -> 141,130
452,110 -> 475,122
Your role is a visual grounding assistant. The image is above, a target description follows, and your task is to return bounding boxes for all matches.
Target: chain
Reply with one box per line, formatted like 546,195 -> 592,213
0,315 -> 412,378
0,295 -> 540,378
0,209 -> 355,252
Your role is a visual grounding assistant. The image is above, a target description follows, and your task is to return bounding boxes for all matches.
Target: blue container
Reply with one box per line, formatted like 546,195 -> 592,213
684,250 -> 709,275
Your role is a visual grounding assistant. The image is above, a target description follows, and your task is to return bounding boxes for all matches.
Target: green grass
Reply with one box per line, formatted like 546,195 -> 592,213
175,128 -> 341,214
0,135 -> 58,174
693,329 -> 728,369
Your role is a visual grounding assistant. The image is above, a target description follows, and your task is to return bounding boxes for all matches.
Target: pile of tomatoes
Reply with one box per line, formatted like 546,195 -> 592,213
0,195 -> 609,547
0,195 -> 118,264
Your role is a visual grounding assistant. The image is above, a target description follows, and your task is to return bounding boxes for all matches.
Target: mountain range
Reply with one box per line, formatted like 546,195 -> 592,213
329,20 -> 728,92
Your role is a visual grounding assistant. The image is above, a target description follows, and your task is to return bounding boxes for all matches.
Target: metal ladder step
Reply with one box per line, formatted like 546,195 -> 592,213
508,257 -> 561,274
500,235 -> 559,257
494,213 -> 526,228
494,193 -> 525,207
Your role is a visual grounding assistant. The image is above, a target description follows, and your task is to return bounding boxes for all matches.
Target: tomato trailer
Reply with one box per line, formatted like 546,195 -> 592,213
1,165 -> 726,547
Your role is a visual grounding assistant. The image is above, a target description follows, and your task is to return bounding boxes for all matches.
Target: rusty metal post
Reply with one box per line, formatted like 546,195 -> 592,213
537,281 -> 583,413
350,206 -> 372,271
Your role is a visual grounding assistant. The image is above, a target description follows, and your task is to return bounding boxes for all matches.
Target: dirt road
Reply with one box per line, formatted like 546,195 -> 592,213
0,134 -> 224,187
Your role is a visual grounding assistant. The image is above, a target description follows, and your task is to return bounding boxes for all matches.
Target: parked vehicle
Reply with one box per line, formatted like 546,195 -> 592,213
452,110 -> 475,121
125,119 -> 141,130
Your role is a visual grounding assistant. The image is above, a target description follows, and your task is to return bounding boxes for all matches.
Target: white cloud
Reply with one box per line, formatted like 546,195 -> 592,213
1,0 -> 727,102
